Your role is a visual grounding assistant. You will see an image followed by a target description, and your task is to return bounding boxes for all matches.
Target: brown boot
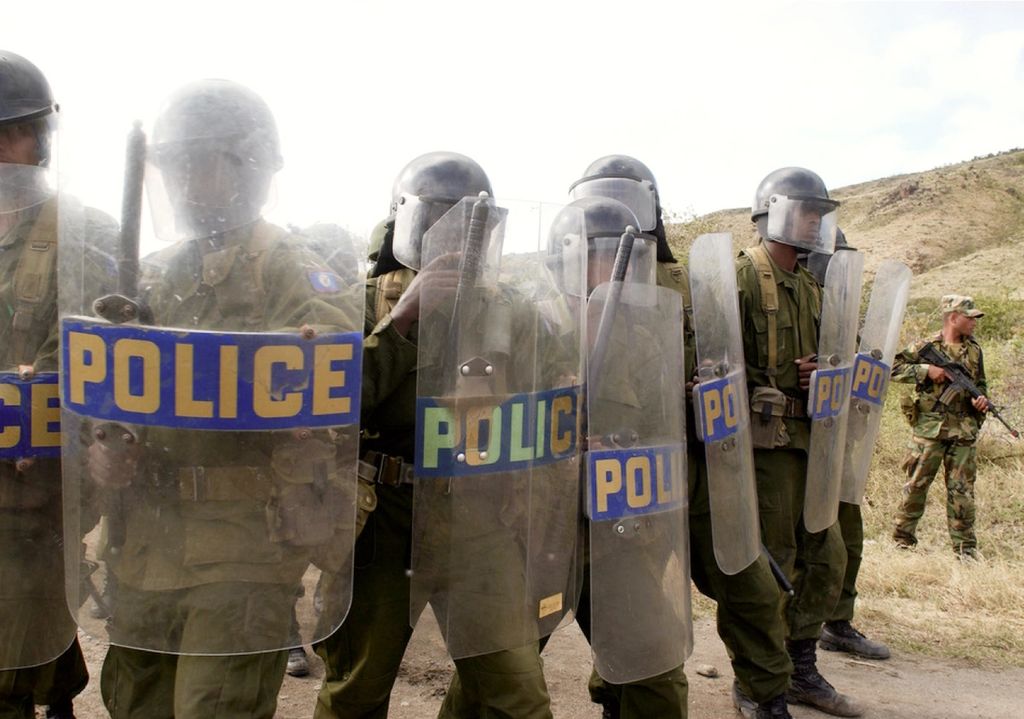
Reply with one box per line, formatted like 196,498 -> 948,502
786,638 -> 864,717
821,620 -> 891,660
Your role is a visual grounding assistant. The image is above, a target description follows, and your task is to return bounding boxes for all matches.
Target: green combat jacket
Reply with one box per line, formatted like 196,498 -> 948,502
111,219 -> 361,591
736,246 -> 822,452
891,333 -> 987,441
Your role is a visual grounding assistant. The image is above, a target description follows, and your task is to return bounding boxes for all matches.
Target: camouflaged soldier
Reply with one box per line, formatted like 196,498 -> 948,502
891,294 -> 989,558
571,156 -> 793,719
737,167 -> 862,717
78,79 -> 362,719
0,49 -> 118,719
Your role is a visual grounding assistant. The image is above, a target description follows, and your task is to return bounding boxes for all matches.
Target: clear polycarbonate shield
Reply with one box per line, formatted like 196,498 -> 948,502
410,197 -> 585,659
569,176 -> 658,232
0,161 -> 79,669
805,250 -> 864,533
688,233 -> 759,575
766,194 -> 838,255
841,261 -> 911,504
59,117 -> 365,655
586,281 -> 691,684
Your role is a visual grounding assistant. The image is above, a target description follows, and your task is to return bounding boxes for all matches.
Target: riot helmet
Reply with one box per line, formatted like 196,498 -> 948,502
549,196 -> 655,298
146,79 -> 283,242
804,226 -> 855,285
390,151 -> 491,271
751,166 -> 838,255
0,50 -> 58,167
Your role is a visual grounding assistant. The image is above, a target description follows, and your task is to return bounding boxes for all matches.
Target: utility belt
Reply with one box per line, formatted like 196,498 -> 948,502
360,450 -> 415,487
175,465 -> 272,503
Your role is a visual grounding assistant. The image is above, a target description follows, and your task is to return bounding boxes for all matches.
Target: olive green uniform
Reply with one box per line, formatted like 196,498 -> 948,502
314,270 -> 554,719
98,220 -> 359,719
0,198 -> 112,718
891,334 -> 986,555
736,246 -> 846,642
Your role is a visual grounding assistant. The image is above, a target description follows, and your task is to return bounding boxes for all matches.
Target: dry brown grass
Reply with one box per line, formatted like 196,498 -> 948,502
674,149 -> 1024,667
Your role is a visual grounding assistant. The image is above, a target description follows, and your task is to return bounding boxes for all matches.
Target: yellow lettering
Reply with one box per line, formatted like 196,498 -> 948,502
594,458 -> 622,514
313,343 -> 352,416
814,375 -> 831,415
702,388 -> 722,437
68,331 -> 107,405
0,384 -> 20,449
465,406 -> 501,466
252,346 -> 303,418
852,359 -> 871,393
114,339 -> 160,414
30,383 -> 60,448
550,394 -> 573,454
219,345 -> 239,418
625,456 -> 652,509
175,344 -> 214,418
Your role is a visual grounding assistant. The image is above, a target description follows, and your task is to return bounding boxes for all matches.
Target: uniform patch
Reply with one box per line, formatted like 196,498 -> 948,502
308,269 -> 343,293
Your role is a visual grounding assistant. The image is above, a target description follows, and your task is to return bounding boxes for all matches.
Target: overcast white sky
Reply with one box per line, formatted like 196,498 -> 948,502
10,0 -> 1024,241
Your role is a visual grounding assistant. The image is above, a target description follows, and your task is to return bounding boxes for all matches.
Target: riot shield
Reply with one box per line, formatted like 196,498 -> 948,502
410,197 -> 585,659
688,233 -> 759,575
586,280 -> 691,684
59,109 -> 364,655
804,250 -> 864,533
0,161 -> 82,669
841,261 -> 911,504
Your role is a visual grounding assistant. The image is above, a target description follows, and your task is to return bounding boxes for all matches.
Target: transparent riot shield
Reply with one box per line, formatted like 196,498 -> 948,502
59,113 -> 364,655
410,197 -> 584,659
805,250 -> 864,533
841,261 -> 911,504
586,281 -> 691,684
688,233 -> 759,575
0,162 -> 81,669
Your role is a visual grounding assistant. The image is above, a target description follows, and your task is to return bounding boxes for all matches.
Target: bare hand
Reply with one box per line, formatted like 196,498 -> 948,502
926,364 -> 948,383
390,252 -> 461,336
795,354 -> 818,391
972,395 -> 990,413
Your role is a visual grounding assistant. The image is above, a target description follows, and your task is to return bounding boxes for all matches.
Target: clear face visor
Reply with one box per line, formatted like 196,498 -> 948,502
569,177 -> 658,232
587,234 -> 657,304
392,193 -> 462,271
0,161 -> 52,216
766,194 -> 838,255
145,141 -> 274,242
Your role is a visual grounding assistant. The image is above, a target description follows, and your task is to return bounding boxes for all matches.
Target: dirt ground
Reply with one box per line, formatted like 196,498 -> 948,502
64,610 -> 1024,719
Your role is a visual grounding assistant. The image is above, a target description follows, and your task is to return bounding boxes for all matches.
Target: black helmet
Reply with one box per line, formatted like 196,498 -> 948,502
146,79 -> 282,241
548,196 -> 654,297
751,166 -> 839,254
568,155 -> 658,233
389,151 -> 491,271
804,227 -> 856,285
0,50 -> 58,166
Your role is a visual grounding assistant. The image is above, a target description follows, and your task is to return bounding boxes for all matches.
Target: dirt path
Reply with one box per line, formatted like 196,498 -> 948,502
66,613 -> 1024,718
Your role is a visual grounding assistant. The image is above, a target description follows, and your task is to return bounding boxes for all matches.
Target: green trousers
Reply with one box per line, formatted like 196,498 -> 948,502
830,502 -> 863,622
0,639 -> 88,719
314,484 -> 552,719
754,448 -> 846,641
100,582 -> 293,718
894,437 -> 978,553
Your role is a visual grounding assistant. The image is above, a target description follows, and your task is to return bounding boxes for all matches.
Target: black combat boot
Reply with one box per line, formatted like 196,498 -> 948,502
45,700 -> 76,719
786,638 -> 863,717
755,693 -> 793,719
821,620 -> 891,659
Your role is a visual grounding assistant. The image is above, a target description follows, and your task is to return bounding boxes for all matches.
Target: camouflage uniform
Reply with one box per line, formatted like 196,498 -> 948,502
98,220 -> 360,719
736,246 -> 846,641
891,332 -> 987,555
0,197 -> 115,718
313,268 -> 554,719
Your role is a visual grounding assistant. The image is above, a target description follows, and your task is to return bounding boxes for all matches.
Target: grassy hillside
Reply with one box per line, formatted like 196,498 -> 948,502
676,149 -> 1024,667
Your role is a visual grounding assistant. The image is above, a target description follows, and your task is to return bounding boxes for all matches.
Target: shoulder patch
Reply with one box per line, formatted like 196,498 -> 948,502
308,269 -> 343,293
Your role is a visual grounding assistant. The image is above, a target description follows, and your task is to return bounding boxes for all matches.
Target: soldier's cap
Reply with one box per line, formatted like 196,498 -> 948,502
940,294 -> 984,318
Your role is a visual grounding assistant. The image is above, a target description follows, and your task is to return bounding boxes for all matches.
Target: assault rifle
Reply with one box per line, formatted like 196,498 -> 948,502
919,343 -> 1020,439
